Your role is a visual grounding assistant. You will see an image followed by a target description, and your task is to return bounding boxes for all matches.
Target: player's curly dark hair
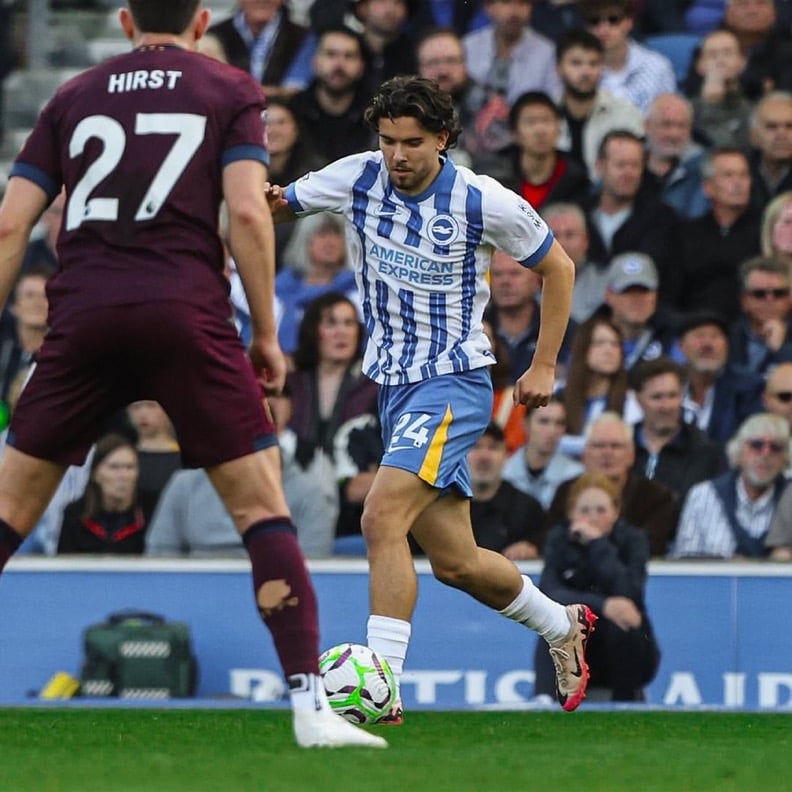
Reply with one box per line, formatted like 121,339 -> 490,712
128,0 -> 200,35
364,76 -> 462,151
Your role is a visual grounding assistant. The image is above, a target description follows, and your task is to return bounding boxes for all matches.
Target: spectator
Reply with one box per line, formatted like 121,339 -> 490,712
630,356 -> 727,501
205,0 -> 311,99
664,147 -> 761,323
559,314 -> 630,457
288,27 -> 374,167
468,421 -> 545,560
502,395 -> 585,510
20,190 -> 64,273
585,130 -> 677,278
57,433 -> 157,555
642,93 -> 710,219
673,412 -> 790,558
275,213 -> 358,356
483,318 -> 527,454
760,190 -> 792,278
285,293 -> 378,557
0,267 -> 51,405
765,479 -> 792,559
741,2 -> 792,95
678,310 -> 765,447
748,91 -> 792,213
0,0 -> 15,150
126,400 -> 182,512
690,28 -> 753,150
547,412 -> 680,556
554,27 -> 645,179
486,249 -> 575,384
729,256 -> 792,375
601,251 -> 676,370
497,91 -> 591,206
542,202 -> 610,324
463,0 -> 562,108
534,471 -> 660,702
580,0 -> 677,114
145,469 -> 246,558
354,0 -> 419,98
264,99 -> 326,264
530,0 -> 586,40
762,361 -> 792,425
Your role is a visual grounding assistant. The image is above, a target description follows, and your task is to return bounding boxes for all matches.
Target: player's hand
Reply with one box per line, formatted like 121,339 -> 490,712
249,335 -> 287,397
603,596 -> 642,631
513,362 -> 555,408
264,182 -> 288,213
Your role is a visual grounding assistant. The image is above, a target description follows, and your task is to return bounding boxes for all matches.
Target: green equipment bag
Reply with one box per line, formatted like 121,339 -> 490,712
80,610 -> 198,699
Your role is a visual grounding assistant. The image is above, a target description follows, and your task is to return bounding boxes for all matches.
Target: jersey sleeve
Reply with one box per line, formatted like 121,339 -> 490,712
284,153 -> 372,215
479,176 -> 554,269
221,74 -> 269,168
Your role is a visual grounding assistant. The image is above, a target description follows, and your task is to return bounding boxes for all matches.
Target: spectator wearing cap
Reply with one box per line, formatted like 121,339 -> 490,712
728,256 -> 792,377
677,310 -> 765,448
663,147 -> 761,324
601,251 -> 676,372
468,422 -> 546,560
672,413 -> 790,559
629,357 -> 726,504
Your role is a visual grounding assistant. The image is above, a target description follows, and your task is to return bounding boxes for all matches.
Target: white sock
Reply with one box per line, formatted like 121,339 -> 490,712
288,673 -> 328,712
499,575 -> 571,645
367,614 -> 411,699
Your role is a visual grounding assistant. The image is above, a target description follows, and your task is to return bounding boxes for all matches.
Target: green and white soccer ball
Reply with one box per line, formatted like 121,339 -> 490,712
318,643 -> 396,724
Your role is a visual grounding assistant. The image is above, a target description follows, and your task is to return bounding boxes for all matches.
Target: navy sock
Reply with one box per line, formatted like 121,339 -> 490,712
243,518 -> 320,677
0,518 -> 23,573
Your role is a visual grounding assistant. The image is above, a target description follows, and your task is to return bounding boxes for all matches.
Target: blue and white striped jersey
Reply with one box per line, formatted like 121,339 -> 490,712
284,152 -> 553,386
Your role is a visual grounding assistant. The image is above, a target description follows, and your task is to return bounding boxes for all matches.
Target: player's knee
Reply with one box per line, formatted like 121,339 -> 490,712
432,557 -> 478,590
360,497 -> 402,549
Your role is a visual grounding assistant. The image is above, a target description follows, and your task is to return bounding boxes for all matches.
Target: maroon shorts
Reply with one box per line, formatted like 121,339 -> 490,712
9,301 -> 277,468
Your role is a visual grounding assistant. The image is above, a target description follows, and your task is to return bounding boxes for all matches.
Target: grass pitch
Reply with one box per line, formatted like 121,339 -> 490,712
0,708 -> 789,791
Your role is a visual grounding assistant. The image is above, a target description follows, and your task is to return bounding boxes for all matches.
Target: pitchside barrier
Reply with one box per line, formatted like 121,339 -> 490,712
2,559 -> 791,709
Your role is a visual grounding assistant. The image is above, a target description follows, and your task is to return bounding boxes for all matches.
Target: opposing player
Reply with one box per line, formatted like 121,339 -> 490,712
266,76 -> 597,720
0,0 -> 385,749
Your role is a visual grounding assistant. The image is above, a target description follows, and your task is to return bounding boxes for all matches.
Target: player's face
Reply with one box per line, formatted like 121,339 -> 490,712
772,201 -> 792,256
94,447 -> 139,508
317,302 -> 360,365
586,322 -> 622,376
636,373 -> 683,436
569,486 -> 618,534
377,116 -> 448,195
512,103 -> 560,157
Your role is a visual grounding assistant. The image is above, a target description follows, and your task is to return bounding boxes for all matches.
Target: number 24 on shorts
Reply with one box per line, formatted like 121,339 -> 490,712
387,413 -> 431,452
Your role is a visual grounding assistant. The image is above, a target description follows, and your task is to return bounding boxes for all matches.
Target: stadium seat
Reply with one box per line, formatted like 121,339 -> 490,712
643,33 -> 702,88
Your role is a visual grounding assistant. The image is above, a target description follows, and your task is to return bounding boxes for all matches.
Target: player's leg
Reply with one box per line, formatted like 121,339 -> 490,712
0,447 -> 66,572
413,497 -> 596,711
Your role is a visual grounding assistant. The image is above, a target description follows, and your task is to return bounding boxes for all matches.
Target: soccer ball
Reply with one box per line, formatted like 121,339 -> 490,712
318,643 -> 396,724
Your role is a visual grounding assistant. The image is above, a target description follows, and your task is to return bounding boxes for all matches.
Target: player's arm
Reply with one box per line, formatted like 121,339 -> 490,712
514,239 -> 575,408
223,160 -> 286,395
0,177 -> 50,310
264,183 -> 297,225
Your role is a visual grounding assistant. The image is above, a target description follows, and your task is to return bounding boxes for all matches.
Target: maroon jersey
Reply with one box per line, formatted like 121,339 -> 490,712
11,45 -> 267,322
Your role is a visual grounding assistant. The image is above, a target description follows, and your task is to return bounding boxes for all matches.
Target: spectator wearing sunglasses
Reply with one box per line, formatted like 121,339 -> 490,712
579,0 -> 676,114
762,362 -> 792,436
728,256 -> 792,376
671,412 -> 790,559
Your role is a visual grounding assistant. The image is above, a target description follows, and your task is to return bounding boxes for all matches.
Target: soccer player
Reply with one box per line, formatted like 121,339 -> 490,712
0,0 -> 385,749
266,76 -> 597,720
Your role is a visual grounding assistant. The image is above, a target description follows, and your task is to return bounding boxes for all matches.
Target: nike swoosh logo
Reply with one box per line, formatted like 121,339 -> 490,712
570,648 -> 583,678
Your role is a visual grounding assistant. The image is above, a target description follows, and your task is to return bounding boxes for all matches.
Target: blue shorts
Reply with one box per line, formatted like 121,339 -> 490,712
378,368 -> 493,497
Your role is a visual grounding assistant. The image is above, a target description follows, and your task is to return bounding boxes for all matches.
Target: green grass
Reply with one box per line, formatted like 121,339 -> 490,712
0,709 -> 790,791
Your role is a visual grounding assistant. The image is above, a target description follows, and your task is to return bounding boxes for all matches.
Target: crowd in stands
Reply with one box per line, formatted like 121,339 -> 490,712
1,0 -> 792,575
